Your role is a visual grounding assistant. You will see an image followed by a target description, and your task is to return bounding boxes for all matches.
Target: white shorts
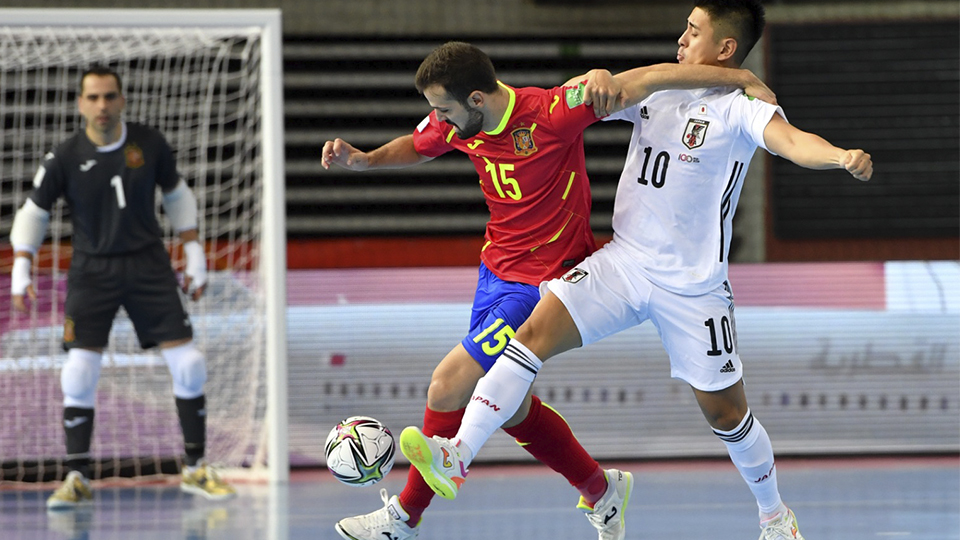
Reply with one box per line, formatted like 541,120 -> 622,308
544,241 -> 743,392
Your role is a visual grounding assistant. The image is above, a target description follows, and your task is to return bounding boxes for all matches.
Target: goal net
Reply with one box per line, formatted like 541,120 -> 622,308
0,10 -> 287,483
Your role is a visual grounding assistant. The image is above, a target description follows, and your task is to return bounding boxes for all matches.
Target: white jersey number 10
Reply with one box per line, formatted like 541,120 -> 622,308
636,146 -> 670,188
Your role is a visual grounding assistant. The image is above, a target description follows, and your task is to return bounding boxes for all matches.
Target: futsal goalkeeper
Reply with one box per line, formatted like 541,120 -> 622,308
8,65 -> 235,509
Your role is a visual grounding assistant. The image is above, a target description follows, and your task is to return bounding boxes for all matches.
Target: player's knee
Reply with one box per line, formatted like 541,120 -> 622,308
161,342 -> 207,399
61,348 -> 102,408
695,382 -> 749,431
705,403 -> 748,432
426,373 -> 472,411
428,346 -> 485,411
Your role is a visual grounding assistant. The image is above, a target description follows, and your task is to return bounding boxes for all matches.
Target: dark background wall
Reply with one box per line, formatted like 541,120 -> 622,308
765,18 -> 958,261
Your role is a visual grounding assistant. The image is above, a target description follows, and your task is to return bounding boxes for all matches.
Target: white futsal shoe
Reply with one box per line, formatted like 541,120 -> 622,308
335,488 -> 420,540
760,506 -> 805,540
577,468 -> 633,540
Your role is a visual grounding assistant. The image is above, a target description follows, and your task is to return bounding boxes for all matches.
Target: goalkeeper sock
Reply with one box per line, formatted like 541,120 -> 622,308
176,395 -> 206,467
64,407 -> 95,478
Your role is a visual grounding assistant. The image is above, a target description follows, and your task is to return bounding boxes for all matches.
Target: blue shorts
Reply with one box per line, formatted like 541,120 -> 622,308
461,263 -> 540,372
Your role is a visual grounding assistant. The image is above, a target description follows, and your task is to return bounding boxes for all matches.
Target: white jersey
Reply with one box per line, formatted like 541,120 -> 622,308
605,86 -> 784,295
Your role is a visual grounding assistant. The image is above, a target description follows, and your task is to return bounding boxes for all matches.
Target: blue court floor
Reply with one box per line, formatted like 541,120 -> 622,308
2,456 -> 957,540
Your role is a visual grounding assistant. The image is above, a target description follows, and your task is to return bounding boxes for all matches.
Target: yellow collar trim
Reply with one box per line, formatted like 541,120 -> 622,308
485,81 -> 515,136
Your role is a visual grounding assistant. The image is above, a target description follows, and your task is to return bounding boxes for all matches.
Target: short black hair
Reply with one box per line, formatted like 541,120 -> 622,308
415,41 -> 499,104
694,0 -> 766,64
80,65 -> 122,94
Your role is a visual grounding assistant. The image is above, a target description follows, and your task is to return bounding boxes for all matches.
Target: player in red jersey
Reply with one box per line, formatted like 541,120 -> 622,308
411,78 -> 598,285
322,41 -> 770,540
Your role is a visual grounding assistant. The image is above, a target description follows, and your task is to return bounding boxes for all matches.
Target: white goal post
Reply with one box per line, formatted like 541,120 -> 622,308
0,9 -> 288,484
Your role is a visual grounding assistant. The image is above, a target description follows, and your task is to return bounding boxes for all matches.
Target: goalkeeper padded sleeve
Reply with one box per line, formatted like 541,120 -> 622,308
161,180 -> 199,232
9,199 -> 50,254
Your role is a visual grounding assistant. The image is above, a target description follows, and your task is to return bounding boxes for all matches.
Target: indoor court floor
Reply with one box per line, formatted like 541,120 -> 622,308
2,456 -> 957,540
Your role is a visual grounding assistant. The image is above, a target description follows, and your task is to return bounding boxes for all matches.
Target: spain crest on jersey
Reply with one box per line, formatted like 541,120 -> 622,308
125,143 -> 145,168
683,118 -> 709,149
511,127 -> 538,156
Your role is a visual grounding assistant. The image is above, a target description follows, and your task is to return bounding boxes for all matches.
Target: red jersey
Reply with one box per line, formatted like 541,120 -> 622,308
413,82 -> 600,286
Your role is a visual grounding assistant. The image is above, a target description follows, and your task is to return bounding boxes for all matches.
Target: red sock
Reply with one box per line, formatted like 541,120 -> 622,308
502,395 -> 606,506
398,406 -> 464,526
574,467 -> 608,508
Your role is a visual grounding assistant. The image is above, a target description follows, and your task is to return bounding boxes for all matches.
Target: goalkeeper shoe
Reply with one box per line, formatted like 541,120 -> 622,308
576,468 -> 633,540
335,488 -> 420,540
46,470 -> 94,510
180,461 -> 237,501
760,506 -> 805,540
399,427 -> 468,500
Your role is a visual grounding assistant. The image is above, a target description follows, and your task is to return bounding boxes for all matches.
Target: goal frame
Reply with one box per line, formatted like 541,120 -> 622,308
0,8 -> 289,485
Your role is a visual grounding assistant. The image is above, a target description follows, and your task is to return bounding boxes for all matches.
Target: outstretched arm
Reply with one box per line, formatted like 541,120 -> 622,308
763,113 -> 873,181
576,64 -> 776,117
618,63 -> 775,109
321,134 -> 432,171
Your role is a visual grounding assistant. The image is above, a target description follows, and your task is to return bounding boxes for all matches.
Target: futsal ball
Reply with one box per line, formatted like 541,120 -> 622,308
324,416 -> 396,487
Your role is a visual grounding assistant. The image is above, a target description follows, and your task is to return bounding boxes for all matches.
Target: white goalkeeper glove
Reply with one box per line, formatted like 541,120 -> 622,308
11,255 -> 34,312
182,240 -> 208,300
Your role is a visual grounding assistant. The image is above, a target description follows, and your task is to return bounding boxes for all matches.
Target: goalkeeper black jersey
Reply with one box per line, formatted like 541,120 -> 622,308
29,122 -> 181,255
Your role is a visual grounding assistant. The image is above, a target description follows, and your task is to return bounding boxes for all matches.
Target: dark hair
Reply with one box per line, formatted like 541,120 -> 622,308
80,65 -> 122,94
694,0 -> 766,64
415,41 -> 499,103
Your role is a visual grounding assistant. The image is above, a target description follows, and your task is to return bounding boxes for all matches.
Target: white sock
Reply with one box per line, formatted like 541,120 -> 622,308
713,410 -> 783,515
760,502 -> 789,523
455,340 -> 542,467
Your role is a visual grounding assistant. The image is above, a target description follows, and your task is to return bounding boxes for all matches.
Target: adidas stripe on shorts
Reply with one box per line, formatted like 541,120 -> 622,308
543,240 -> 743,392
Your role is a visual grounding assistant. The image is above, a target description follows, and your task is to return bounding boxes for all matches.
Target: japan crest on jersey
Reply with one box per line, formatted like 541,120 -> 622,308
562,267 -> 588,283
683,118 -> 709,149
511,127 -> 538,156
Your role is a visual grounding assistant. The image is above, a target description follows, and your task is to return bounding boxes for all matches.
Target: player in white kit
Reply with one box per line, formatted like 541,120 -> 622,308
398,2 -> 873,540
